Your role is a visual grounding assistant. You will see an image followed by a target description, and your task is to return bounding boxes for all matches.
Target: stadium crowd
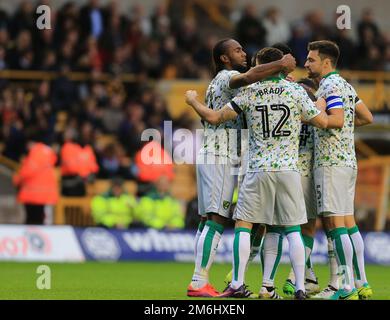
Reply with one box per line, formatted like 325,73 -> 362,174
0,1 -> 388,75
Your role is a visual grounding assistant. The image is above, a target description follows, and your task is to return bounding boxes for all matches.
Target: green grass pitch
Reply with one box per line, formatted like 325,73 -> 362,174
0,262 -> 389,300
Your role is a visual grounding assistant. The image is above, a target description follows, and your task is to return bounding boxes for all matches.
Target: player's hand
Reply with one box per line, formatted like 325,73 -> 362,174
316,97 -> 327,112
185,90 -> 198,105
281,54 -> 296,74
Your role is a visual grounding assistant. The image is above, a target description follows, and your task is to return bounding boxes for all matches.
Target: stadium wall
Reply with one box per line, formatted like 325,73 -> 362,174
1,225 -> 390,265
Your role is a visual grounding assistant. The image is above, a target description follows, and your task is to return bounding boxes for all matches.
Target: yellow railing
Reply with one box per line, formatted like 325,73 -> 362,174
0,70 -> 138,82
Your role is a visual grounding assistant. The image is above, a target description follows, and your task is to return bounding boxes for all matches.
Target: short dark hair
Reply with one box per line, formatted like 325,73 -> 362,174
271,43 -> 292,55
255,47 -> 283,65
212,38 -> 233,75
297,78 -> 317,101
307,40 -> 340,67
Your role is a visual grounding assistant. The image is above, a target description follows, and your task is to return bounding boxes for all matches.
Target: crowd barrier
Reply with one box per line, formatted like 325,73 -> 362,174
1,225 -> 390,265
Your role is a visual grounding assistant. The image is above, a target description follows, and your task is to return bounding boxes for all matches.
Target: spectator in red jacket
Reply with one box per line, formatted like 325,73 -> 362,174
60,128 -> 99,196
13,140 -> 58,224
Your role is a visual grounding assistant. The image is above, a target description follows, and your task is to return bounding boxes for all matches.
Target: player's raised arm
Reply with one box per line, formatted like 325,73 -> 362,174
229,54 -> 296,89
355,99 -> 374,127
185,90 -> 238,125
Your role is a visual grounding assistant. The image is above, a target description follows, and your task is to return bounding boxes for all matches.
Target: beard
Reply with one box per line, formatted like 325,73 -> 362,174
307,70 -> 320,79
232,62 -> 248,73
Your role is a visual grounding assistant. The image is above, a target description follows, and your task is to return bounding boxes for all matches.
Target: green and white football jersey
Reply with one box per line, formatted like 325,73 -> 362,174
199,69 -> 244,159
314,72 -> 358,169
229,77 -> 320,172
298,123 -> 314,177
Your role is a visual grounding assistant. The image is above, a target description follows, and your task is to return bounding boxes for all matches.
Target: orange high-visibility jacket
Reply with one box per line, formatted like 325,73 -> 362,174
134,141 -> 175,183
60,142 -> 99,178
13,143 -> 59,205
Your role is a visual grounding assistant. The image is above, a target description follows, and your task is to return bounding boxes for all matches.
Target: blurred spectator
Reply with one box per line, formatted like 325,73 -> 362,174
0,9 -> 9,30
13,139 -> 58,224
97,142 -> 136,180
358,8 -> 381,49
119,101 -> 146,157
60,128 -> 99,196
288,22 -> 310,67
34,28 -> 55,67
79,0 -> 105,40
193,35 -> 217,73
263,7 -> 291,46
176,17 -> 199,54
359,45 -> 383,71
99,6 -> 128,66
6,29 -> 33,69
54,2 -> 80,47
0,46 -> 7,70
139,39 -> 163,78
101,92 -> 125,133
129,3 -> 152,38
134,141 -> 175,184
77,36 -> 103,72
150,3 -> 171,40
235,3 -> 266,56
0,27 -> 9,48
91,177 -> 137,229
51,64 -> 79,111
78,97 -> 104,130
9,1 -> 35,38
135,175 -> 184,229
305,10 -> 332,41
332,28 -> 356,69
384,45 -> 390,72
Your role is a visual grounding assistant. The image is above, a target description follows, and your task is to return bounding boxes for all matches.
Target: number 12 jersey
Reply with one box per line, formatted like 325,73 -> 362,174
229,77 -> 320,172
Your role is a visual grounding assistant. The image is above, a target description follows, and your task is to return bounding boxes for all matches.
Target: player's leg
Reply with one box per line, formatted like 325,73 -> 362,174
274,171 -> 308,299
232,220 -> 253,289
188,159 -> 234,297
219,219 -> 253,298
259,225 -> 283,299
284,173 -> 319,296
345,215 -> 372,299
220,172 -> 267,298
312,216 -> 340,298
312,167 -> 358,300
224,224 -> 264,285
284,225 -> 306,300
301,219 -> 320,294
325,215 -> 357,299
189,213 -> 226,296
283,219 -> 318,296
